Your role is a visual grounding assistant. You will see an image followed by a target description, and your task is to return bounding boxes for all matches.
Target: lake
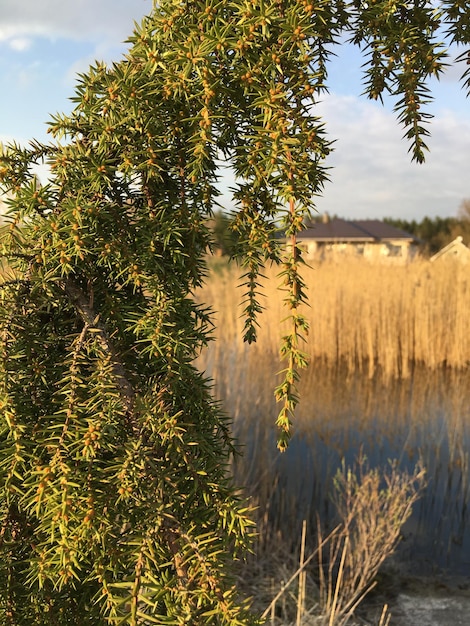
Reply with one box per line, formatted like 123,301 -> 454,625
201,344 -> 470,577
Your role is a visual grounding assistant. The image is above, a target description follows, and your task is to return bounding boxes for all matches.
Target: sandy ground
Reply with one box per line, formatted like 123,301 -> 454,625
392,593 -> 470,625
359,575 -> 470,626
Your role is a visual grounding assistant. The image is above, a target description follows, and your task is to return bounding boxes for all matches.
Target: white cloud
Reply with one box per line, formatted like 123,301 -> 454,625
8,37 -> 32,52
0,1 -> 152,107
0,0 -> 150,45
314,93 -> 470,220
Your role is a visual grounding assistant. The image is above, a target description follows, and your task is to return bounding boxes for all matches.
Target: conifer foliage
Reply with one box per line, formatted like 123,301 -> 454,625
0,0 -> 468,623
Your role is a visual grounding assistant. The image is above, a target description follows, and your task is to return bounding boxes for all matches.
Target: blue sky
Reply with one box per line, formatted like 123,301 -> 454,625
1,0 -> 469,221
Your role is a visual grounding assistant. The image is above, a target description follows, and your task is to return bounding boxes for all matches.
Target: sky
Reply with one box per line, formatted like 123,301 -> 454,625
0,0 -> 469,222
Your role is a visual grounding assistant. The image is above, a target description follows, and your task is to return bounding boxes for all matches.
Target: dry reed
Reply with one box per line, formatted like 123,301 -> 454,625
198,257 -> 470,378
314,456 -> 425,625
238,458 -> 424,626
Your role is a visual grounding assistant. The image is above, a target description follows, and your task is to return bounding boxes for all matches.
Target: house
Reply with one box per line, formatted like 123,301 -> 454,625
295,217 -> 419,263
430,236 -> 470,264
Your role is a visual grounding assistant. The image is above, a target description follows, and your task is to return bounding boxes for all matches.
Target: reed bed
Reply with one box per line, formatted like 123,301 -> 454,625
195,258 -> 470,623
198,257 -> 470,378
196,260 -> 470,564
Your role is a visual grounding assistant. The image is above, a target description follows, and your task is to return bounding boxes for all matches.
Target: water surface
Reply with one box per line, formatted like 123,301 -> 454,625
204,348 -> 470,576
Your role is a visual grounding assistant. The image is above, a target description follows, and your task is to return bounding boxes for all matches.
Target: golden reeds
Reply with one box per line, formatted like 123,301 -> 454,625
197,257 -> 470,379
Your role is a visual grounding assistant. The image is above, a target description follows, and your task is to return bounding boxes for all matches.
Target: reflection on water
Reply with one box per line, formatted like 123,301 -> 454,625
201,345 -> 470,576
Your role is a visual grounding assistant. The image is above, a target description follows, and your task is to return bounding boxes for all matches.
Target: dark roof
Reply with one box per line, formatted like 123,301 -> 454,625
299,218 -> 417,243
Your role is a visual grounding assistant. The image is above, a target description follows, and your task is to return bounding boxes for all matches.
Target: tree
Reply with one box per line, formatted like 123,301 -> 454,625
0,0 -> 468,623
458,197 -> 470,222
207,211 -> 240,257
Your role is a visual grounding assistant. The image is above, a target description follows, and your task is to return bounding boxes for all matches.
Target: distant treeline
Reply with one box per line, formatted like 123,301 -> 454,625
384,215 -> 470,256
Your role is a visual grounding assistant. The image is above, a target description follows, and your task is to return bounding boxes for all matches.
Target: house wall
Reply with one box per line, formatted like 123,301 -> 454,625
430,241 -> 470,264
298,240 -> 415,264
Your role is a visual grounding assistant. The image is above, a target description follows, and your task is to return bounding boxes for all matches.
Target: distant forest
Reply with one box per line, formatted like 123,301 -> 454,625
384,215 -> 470,256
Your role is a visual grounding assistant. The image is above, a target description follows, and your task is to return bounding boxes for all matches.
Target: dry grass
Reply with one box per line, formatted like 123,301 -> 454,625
198,257 -> 470,378
236,457 -> 424,626
313,457 -> 425,625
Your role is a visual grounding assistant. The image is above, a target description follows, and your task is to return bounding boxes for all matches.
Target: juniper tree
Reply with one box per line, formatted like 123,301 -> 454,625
0,0 -> 468,623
